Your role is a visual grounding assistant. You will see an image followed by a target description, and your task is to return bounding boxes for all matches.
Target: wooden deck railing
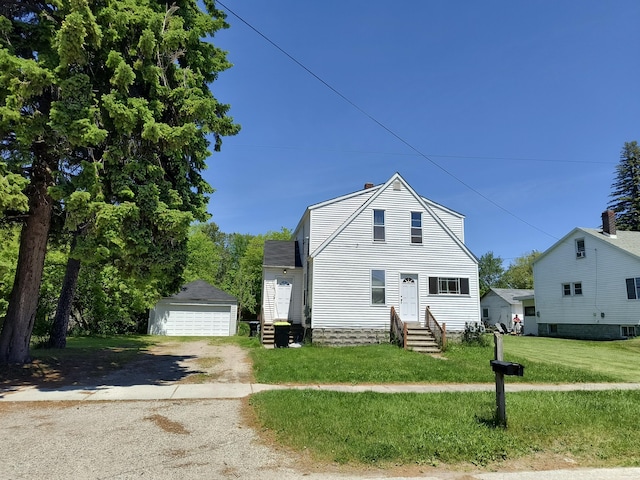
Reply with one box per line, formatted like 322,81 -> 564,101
425,306 -> 446,351
390,306 -> 408,349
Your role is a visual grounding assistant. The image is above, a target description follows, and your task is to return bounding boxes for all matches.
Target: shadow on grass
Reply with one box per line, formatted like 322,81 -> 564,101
0,339 -> 205,393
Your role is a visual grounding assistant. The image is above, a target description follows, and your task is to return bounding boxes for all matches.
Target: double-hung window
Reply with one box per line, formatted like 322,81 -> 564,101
626,277 -> 640,299
576,239 -> 586,258
563,282 -> 582,296
373,210 -> 385,242
371,269 -> 386,304
411,212 -> 422,244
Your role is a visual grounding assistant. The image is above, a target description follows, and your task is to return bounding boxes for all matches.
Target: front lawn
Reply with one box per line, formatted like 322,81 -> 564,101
250,335 -> 640,384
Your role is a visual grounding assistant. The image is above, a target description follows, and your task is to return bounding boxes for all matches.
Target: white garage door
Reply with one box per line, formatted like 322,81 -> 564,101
165,305 -> 232,336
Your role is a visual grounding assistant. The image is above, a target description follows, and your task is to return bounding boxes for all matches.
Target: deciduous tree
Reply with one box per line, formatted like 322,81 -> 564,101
502,250 -> 540,289
478,251 -> 506,297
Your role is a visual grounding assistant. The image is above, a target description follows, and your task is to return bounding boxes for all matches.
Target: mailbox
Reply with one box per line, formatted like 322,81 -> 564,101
490,360 -> 524,376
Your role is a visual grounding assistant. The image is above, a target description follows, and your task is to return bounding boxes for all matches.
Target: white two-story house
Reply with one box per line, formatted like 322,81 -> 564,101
533,210 -> 640,340
261,173 -> 480,346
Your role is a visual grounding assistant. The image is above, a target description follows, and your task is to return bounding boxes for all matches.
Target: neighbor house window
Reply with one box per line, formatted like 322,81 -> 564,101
373,210 -> 385,242
576,239 -> 586,258
626,277 -> 640,300
482,308 -> 489,318
524,306 -> 536,316
563,283 -> 582,296
548,324 -> 558,334
411,212 -> 423,244
429,277 -> 470,295
371,269 -> 386,304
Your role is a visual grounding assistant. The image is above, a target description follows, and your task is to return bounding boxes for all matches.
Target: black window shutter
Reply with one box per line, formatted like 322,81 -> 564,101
429,277 -> 438,294
626,278 -> 637,300
460,278 -> 470,295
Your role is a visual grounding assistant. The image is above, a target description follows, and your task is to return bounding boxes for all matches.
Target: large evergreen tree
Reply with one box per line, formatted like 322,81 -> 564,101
0,0 -> 239,363
609,141 -> 640,231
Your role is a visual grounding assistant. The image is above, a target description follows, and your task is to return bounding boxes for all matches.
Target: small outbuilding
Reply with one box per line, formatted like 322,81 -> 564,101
148,280 -> 238,336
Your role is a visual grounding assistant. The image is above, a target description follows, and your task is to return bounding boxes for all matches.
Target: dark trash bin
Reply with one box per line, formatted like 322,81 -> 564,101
274,322 -> 291,348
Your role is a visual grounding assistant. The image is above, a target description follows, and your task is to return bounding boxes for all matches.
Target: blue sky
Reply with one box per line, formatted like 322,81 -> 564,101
204,1 -> 640,265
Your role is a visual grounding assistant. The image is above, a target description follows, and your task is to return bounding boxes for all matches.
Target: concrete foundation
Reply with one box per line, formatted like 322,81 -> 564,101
311,328 -> 390,346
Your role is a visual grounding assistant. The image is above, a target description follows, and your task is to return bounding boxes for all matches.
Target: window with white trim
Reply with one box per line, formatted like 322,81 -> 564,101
563,282 -> 582,296
373,210 -> 385,242
410,212 -> 422,244
371,269 -> 386,304
428,277 -> 470,295
626,277 -> 640,300
575,239 -> 586,258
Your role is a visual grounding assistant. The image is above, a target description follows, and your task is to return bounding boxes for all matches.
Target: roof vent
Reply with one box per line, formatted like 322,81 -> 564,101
393,179 -> 402,191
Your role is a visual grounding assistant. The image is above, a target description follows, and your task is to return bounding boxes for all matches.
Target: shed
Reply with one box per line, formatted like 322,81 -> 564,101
148,280 -> 238,336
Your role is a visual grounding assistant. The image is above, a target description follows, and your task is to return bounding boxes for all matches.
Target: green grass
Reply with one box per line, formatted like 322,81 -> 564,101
250,337 -> 626,384
503,335 -> 640,382
250,389 -> 640,467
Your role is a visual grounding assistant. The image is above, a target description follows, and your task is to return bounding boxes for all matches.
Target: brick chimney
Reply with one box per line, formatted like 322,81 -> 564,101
364,183 -> 374,189
602,210 -> 617,236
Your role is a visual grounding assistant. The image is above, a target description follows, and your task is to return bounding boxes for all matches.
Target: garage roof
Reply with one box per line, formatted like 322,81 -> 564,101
168,280 -> 237,303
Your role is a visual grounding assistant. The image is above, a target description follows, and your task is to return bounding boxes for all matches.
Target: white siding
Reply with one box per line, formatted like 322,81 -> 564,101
423,199 -> 465,242
480,292 -> 523,329
261,267 -> 304,324
534,230 -> 640,327
310,182 -> 479,332
307,190 -> 376,253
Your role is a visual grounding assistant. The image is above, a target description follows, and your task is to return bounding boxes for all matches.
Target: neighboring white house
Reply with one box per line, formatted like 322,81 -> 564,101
148,280 -> 238,336
261,172 -> 481,346
533,210 -> 640,340
480,288 -> 534,332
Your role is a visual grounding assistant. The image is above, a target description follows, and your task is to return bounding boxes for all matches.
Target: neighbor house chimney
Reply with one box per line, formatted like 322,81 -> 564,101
602,210 -> 617,236
364,182 -> 374,189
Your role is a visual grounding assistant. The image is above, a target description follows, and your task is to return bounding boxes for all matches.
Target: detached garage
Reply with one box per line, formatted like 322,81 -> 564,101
148,280 -> 238,336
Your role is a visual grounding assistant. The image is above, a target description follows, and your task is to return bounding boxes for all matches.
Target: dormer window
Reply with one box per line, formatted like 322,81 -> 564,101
575,239 -> 585,258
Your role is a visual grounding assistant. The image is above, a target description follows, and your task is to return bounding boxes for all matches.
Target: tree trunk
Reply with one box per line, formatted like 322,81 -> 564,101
48,244 -> 81,348
0,152 -> 54,364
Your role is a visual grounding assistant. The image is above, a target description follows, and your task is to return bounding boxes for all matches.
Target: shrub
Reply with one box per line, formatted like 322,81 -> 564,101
462,321 -> 488,346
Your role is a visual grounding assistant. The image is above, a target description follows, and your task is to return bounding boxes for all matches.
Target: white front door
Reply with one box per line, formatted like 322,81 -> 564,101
400,274 -> 418,322
275,279 -> 293,320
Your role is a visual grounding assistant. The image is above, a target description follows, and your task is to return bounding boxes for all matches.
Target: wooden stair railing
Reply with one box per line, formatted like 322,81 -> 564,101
390,306 -> 407,349
425,306 -> 446,351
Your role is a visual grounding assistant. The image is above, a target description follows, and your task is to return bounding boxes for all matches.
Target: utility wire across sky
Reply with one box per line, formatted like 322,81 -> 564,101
218,1 -> 563,241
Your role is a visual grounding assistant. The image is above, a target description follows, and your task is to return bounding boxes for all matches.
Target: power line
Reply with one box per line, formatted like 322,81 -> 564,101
217,1 -> 560,241
222,143 -> 614,165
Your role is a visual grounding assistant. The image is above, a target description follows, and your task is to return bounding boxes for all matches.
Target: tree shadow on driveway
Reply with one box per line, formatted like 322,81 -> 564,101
0,345 -> 205,394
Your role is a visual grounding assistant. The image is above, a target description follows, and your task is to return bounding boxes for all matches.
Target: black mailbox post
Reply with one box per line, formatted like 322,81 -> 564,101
490,360 -> 525,377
